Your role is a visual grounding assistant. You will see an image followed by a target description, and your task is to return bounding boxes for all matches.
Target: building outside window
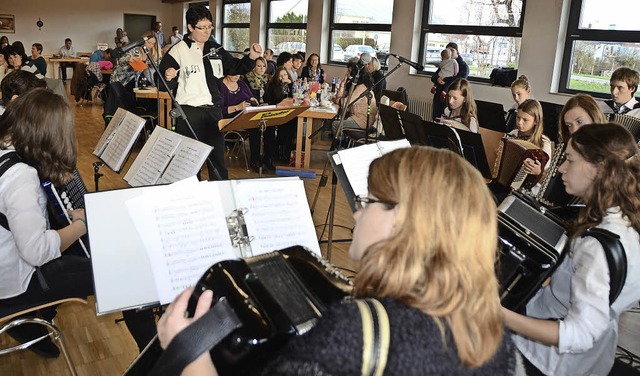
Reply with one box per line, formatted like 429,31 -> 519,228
559,0 -> 640,96
419,0 -> 525,81
267,0 -> 308,56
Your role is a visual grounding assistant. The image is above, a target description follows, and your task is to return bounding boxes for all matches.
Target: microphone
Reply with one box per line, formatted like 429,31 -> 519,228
111,35 -> 154,58
389,53 -> 424,71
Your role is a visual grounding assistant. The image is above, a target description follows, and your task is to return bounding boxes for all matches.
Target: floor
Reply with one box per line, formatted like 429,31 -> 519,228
1,85 -> 639,375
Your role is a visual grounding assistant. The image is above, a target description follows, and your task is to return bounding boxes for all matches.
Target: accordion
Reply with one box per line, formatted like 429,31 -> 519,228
495,138 -> 549,191
611,113 -> 640,142
125,246 -> 353,375
497,193 -> 568,311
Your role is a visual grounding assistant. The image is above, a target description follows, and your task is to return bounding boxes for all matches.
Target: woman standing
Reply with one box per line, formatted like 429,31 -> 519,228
504,123 -> 640,375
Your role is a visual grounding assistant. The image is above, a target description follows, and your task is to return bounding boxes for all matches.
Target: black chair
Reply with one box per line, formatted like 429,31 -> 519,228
476,100 -> 507,133
381,88 -> 408,106
539,101 -> 563,144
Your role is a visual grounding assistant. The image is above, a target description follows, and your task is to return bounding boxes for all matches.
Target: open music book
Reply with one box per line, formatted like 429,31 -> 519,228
86,176 -> 321,311
123,126 -> 212,187
332,139 -> 410,198
93,108 -> 146,172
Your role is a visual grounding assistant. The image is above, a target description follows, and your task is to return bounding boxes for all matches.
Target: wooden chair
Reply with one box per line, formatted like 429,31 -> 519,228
0,298 -> 88,376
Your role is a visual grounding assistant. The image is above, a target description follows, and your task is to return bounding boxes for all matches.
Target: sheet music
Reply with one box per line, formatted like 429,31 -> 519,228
232,179 -> 321,256
124,127 -> 212,187
126,179 -> 237,304
93,108 -> 127,156
98,110 -> 145,172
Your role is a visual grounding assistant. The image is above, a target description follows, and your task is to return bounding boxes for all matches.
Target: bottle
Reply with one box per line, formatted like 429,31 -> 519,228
331,77 -> 336,93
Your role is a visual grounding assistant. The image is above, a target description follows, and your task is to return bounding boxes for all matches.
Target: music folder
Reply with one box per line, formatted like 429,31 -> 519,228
93,108 -> 146,172
85,176 -> 320,314
123,126 -> 212,187
218,104 -> 310,131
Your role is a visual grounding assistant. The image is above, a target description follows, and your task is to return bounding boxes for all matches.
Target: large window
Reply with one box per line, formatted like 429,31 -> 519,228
221,0 -> 251,52
267,0 -> 308,55
419,0 -> 525,80
329,0 -> 394,65
559,0 -> 640,96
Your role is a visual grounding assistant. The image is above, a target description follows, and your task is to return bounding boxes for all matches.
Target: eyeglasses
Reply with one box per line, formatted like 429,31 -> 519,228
354,195 -> 396,210
193,25 -> 213,31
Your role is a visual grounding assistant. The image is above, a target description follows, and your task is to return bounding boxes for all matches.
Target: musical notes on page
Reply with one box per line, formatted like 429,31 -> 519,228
93,108 -> 146,172
126,178 -> 237,304
232,179 -> 321,256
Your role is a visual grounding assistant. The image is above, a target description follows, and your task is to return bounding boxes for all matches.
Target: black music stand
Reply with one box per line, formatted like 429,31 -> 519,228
398,110 -> 428,145
422,121 -> 492,179
378,104 -> 405,140
476,100 -> 507,133
539,101 -> 563,144
219,105 -> 309,177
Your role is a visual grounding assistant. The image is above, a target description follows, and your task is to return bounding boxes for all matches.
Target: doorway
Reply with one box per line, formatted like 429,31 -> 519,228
124,14 -> 156,41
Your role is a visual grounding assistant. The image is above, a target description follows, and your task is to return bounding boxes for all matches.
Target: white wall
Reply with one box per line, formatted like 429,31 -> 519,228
0,0 -> 183,55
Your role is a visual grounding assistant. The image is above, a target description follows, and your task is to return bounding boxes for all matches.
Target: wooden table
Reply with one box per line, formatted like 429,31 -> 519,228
134,88 -> 173,129
295,106 -> 339,169
47,57 -> 89,79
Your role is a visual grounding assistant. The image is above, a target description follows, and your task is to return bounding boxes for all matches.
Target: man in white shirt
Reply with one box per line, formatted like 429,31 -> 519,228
58,38 -> 76,81
599,67 -> 640,119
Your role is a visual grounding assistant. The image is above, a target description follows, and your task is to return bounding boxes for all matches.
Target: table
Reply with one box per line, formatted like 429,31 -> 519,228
134,88 -> 173,129
295,106 -> 339,169
47,57 -> 88,79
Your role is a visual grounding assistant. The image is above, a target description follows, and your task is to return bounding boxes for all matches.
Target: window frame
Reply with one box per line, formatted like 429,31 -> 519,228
221,0 -> 251,53
266,0 -> 308,55
418,0 -> 526,82
328,0 -> 393,65
558,0 -> 640,97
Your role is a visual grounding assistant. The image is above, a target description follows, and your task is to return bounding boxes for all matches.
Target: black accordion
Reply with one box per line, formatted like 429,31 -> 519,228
497,193 -> 569,311
125,246 -> 353,375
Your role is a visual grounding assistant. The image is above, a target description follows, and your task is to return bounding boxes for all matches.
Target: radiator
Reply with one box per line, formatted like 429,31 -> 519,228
408,97 -> 433,120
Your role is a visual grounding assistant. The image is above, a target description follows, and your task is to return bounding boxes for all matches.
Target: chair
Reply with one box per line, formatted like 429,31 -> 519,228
224,131 -> 250,171
381,88 -> 408,106
0,298 -> 88,376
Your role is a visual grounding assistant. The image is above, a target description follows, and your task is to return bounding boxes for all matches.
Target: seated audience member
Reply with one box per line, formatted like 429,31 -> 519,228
157,146 -> 522,375
243,57 -> 275,171
0,88 -> 157,357
599,67 -> 640,119
440,78 -> 479,133
29,43 -> 47,76
332,66 -> 378,135
291,53 -> 304,80
300,53 -> 324,84
366,55 -> 386,102
0,36 -> 8,51
0,70 -> 46,115
276,52 -> 294,79
264,48 -> 276,75
90,48 -> 112,63
505,75 -> 533,132
264,66 -> 295,162
6,43 -> 44,79
504,123 -> 640,376
58,38 -> 77,81
431,42 -> 469,120
0,51 -> 8,85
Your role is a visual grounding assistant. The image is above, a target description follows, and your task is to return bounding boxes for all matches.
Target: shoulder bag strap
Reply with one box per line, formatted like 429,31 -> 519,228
0,151 -> 22,231
355,298 -> 390,376
583,228 -> 627,305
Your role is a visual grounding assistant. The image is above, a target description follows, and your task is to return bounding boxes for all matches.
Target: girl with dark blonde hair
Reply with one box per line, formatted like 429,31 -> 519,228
442,78 -> 479,133
508,98 -> 552,178
157,146 -> 521,375
558,93 -> 606,142
504,123 -> 640,375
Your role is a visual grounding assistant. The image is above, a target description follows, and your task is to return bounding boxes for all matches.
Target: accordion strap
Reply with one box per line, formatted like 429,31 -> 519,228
355,298 -> 390,376
583,228 -> 627,305
149,298 -> 242,376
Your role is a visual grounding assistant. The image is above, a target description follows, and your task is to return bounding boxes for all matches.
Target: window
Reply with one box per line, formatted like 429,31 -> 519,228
221,0 -> 251,52
267,0 -> 308,56
419,0 -> 525,80
559,0 -> 640,96
329,0 -> 394,65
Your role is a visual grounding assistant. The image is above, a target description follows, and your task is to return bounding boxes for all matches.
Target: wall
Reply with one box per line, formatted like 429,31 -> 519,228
0,0 -> 183,55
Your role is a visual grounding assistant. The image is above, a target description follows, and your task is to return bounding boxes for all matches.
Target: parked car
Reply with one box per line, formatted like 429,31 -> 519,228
343,44 -> 377,62
376,43 -> 390,68
332,44 -> 344,62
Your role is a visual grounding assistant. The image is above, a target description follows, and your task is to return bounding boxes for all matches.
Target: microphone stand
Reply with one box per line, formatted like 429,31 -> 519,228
141,45 -> 222,181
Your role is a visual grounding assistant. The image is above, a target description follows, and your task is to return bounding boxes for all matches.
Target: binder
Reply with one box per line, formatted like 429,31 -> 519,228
85,177 -> 320,314
93,107 -> 146,172
123,126 -> 213,187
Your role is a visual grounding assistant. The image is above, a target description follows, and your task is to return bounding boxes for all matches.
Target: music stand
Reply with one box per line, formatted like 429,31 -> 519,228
398,110 -> 428,145
539,101 -> 563,144
378,104 -> 405,140
219,105 -> 310,177
422,121 -> 492,179
476,100 -> 507,133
